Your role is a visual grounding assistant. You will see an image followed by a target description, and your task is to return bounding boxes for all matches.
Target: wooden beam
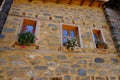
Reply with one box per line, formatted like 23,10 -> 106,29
28,0 -> 32,2
43,0 -> 46,2
89,0 -> 95,6
80,0 -> 85,5
56,0 -> 59,3
68,0 -> 72,4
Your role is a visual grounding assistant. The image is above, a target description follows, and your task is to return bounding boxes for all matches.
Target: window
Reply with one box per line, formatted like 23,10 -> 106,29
61,24 -> 82,47
92,29 -> 106,48
20,19 -> 36,34
50,77 -> 62,80
18,18 -> 39,45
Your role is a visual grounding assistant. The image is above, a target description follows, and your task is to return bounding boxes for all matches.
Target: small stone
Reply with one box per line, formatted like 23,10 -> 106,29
99,71 -> 106,75
47,62 -> 58,66
9,55 -> 20,59
35,77 -> 48,80
54,16 -> 63,18
77,69 -> 86,76
88,69 -> 96,74
34,66 -> 47,70
0,76 -> 4,78
48,24 -> 57,27
56,68 -> 62,75
57,55 -> 67,60
71,64 -> 80,68
81,77 -> 90,80
0,58 -> 6,65
62,68 -> 70,73
95,58 -> 104,63
111,58 -> 118,63
110,77 -> 116,80
44,56 -> 52,60
71,69 -> 76,74
44,71 -> 53,76
26,71 -> 37,77
0,71 -> 3,74
96,77 -> 105,80
30,60 -> 40,65
10,60 -> 26,66
77,60 -> 87,64
64,76 -> 71,80
2,28 -> 16,32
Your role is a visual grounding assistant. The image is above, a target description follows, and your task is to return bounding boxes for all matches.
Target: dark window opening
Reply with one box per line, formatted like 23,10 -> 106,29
93,29 -> 105,49
0,0 -> 4,6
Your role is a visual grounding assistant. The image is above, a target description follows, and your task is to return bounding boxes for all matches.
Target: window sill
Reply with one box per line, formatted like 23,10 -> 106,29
61,46 -> 83,52
13,42 -> 39,49
95,48 -> 108,54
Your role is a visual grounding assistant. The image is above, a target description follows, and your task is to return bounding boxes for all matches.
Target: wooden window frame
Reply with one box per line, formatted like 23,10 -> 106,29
60,23 -> 83,48
91,28 -> 106,48
18,17 -> 40,44
49,77 -> 62,80
0,0 -> 5,11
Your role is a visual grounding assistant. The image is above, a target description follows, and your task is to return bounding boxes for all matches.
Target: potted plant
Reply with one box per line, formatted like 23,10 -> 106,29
63,36 -> 79,50
18,32 -> 35,46
96,41 -> 108,49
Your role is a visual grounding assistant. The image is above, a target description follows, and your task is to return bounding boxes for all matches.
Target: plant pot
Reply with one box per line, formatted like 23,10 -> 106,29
97,44 -> 104,49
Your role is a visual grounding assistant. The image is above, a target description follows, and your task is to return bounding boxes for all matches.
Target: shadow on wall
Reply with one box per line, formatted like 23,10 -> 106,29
105,0 -> 120,11
104,0 -> 120,52
0,0 -> 13,33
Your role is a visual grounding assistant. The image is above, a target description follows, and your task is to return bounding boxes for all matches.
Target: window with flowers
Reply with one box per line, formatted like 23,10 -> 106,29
17,18 -> 37,46
92,29 -> 107,49
62,24 -> 82,50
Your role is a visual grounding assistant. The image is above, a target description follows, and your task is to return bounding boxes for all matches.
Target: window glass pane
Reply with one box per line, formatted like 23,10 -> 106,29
93,34 -> 98,41
63,30 -> 68,43
63,30 -> 68,37
70,31 -> 74,38
25,25 -> 34,33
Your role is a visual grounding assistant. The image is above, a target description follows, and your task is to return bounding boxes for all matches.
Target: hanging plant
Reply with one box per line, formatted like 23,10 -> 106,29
18,32 -> 35,45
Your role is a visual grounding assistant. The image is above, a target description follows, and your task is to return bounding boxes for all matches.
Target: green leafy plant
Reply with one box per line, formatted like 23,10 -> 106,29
18,32 -> 35,45
64,36 -> 79,50
96,41 -> 108,49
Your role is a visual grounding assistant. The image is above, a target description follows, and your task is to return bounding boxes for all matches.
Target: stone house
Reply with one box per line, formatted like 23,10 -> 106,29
0,0 -> 120,80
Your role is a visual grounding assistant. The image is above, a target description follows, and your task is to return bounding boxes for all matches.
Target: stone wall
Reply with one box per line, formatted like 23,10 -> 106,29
0,0 -> 13,34
0,0 -> 117,54
0,50 -> 120,80
0,1 -> 120,80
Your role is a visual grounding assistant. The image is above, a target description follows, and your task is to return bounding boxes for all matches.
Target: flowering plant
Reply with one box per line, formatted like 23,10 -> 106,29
64,36 -> 79,50
96,41 -> 108,49
18,32 -> 35,45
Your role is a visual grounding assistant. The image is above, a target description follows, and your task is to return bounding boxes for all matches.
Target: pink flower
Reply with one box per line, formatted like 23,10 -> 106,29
21,46 -> 25,49
35,38 -> 38,41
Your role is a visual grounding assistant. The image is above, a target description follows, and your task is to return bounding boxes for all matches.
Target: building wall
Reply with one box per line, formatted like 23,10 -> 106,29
0,0 -> 116,54
0,1 -> 120,80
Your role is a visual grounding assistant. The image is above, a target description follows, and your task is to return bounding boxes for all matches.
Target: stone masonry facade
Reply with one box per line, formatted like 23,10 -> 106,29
0,0 -> 120,80
104,8 -> 120,52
